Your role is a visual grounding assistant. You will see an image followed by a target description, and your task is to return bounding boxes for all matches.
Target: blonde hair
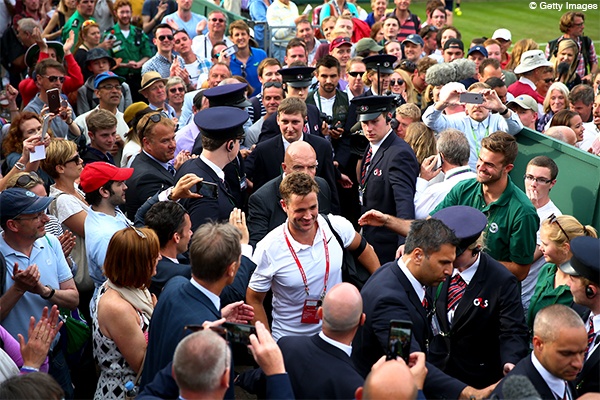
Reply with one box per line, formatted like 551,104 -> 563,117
405,122 -> 437,164
41,139 -> 78,180
543,82 -> 570,114
550,39 -> 579,85
506,39 -> 539,72
540,215 -> 598,248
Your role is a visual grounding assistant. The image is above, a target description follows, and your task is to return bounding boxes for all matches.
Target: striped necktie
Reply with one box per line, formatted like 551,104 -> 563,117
447,274 -> 466,312
361,147 -> 372,185
586,314 -> 595,358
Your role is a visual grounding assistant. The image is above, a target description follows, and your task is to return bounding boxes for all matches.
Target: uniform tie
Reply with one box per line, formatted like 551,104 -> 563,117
586,314 -> 595,358
447,274 -> 467,312
361,147 -> 373,185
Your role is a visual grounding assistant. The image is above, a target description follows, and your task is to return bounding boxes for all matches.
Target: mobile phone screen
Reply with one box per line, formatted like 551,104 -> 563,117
387,320 -> 412,362
222,322 -> 256,346
196,181 -> 218,199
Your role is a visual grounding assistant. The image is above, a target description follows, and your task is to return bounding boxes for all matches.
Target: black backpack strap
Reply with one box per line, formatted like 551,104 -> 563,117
321,213 -> 344,250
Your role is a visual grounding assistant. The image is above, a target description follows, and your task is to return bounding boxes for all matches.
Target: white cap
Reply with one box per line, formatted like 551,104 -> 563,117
492,28 -> 512,41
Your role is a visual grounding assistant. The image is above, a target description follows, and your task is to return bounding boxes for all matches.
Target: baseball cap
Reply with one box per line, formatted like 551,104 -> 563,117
80,162 -> 134,193
94,71 -> 125,89
355,38 -> 384,54
0,188 -> 54,221
468,45 -> 488,58
444,38 -> 464,51
329,36 -> 352,52
402,34 -> 424,47
507,95 -> 538,111
492,28 -> 511,41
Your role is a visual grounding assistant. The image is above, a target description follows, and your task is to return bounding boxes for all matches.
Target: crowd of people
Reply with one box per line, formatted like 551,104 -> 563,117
0,0 -> 599,398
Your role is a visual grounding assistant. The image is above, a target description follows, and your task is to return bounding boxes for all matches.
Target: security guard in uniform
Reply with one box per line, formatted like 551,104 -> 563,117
175,106 -> 249,232
353,95 -> 418,263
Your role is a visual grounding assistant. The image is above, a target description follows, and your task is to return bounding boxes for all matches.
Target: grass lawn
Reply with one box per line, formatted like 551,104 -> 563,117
347,0 -> 600,48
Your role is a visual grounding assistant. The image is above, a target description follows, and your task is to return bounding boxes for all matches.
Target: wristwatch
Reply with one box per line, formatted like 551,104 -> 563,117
40,285 -> 56,299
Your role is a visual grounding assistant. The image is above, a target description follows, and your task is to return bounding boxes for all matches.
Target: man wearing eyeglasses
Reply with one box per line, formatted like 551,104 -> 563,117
75,71 -> 129,149
23,59 -> 82,140
0,187 -> 79,398
191,10 -> 233,61
139,71 -> 178,119
520,156 -> 562,315
142,23 -> 184,79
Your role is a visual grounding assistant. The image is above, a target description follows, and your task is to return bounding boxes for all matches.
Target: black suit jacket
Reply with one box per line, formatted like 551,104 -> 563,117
278,334 -> 364,400
428,253 -> 529,388
258,103 -> 323,143
142,277 -> 222,387
491,355 -> 576,399
123,151 -> 175,219
245,134 -> 340,210
247,175 -> 333,247
352,261 -> 467,399
175,158 -> 238,232
150,258 -> 191,298
360,132 -> 418,263
576,312 -> 599,396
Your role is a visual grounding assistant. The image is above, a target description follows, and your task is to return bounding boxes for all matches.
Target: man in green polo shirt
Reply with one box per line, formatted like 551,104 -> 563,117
359,131 -> 539,282
61,0 -> 96,43
108,0 -> 153,99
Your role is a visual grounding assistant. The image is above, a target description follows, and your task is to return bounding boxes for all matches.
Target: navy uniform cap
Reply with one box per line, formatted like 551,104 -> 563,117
203,83 -> 252,108
559,236 -> 600,285
279,66 -> 315,88
351,95 -> 396,122
362,54 -> 397,74
193,106 -> 249,140
432,206 -> 488,255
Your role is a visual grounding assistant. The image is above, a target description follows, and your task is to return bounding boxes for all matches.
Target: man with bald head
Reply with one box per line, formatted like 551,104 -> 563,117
276,282 -> 366,399
492,304 -> 588,399
545,126 -> 578,146
247,141 -> 333,247
356,355 -> 427,400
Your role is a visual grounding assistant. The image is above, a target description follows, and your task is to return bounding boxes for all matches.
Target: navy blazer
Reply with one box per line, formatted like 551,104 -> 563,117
278,334 -> 363,400
247,174 -> 333,247
245,134 -> 340,210
360,132 -> 418,263
492,355 -> 576,399
123,151 -> 176,220
141,277 -> 222,387
576,312 -> 599,396
150,258 -> 191,298
175,158 -> 238,232
258,103 -> 323,142
428,253 -> 529,388
352,261 -> 467,399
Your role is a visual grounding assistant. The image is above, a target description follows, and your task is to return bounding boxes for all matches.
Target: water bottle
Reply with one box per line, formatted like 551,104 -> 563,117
125,380 -> 138,400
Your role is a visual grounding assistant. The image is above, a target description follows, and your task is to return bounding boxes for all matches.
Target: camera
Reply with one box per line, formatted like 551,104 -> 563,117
319,112 -> 333,127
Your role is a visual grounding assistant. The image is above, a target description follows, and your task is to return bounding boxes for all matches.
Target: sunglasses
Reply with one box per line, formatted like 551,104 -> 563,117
128,225 -> 147,239
210,17 -> 225,23
15,171 -> 41,188
348,71 -> 364,78
543,78 -> 554,84
263,81 -> 283,89
64,154 -> 81,165
44,75 -> 65,83
139,113 -> 162,138
548,213 -> 570,242
390,79 -> 404,86
158,35 -> 174,41
240,64 -> 247,78
169,86 -> 186,93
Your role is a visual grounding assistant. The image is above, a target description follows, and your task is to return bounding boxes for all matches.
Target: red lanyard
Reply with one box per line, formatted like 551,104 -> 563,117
283,227 -> 330,300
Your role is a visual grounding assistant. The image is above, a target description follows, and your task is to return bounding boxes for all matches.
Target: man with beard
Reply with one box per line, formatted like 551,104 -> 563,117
422,82 -> 523,171
110,0 -> 153,98
361,132 -> 538,282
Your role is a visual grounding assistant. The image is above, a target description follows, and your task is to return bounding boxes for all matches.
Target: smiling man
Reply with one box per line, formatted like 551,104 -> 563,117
247,172 -> 379,340
228,20 -> 267,94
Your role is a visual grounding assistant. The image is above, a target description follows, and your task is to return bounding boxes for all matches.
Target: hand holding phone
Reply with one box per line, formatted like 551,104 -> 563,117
46,88 -> 61,114
196,180 -> 219,199
459,92 -> 484,104
222,322 -> 257,346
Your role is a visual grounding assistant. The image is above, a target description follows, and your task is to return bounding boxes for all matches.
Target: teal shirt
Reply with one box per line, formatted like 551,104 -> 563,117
61,11 -> 88,44
107,24 -> 153,76
431,177 -> 539,264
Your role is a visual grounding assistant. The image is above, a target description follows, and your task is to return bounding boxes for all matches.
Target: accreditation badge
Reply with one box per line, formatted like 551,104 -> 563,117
301,299 -> 322,324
